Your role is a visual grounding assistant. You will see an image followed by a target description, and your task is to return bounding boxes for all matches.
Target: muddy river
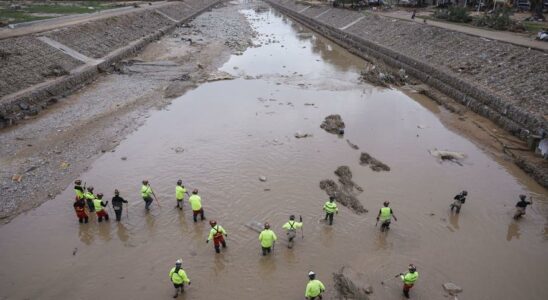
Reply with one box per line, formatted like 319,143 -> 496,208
1,2 -> 547,300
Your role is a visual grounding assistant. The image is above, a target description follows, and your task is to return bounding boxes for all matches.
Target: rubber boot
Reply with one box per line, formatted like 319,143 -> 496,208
222,240 -> 227,248
403,290 -> 410,299
173,288 -> 179,298
215,245 -> 220,253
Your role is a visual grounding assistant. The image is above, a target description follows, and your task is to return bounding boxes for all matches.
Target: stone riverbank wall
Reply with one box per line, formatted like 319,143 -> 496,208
265,0 -> 547,143
0,0 -> 220,128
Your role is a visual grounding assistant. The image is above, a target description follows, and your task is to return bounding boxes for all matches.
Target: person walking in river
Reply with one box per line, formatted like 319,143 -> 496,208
74,180 -> 85,201
514,194 -> 532,220
376,201 -> 397,232
259,223 -> 277,256
305,271 -> 325,300
400,264 -> 419,299
188,189 -> 205,222
450,190 -> 467,214
175,180 -> 188,210
73,196 -> 88,224
111,189 -> 128,222
323,196 -> 338,225
93,193 -> 109,222
282,215 -> 302,248
169,259 -> 191,298
141,180 -> 154,210
206,220 -> 227,253
84,186 -> 96,212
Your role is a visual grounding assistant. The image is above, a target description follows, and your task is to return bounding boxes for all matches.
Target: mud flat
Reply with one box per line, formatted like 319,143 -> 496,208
264,0 -> 547,188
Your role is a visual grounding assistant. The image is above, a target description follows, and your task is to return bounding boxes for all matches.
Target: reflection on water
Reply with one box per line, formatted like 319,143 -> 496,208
506,221 -> 521,241
448,211 -> 460,231
116,223 -> 130,243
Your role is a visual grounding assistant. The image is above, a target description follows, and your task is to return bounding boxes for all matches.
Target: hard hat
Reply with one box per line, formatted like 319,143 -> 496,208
289,215 -> 295,220
408,264 -> 417,272
462,190 -> 468,196
114,189 -> 120,195
176,259 -> 182,265
87,186 -> 94,191
209,220 -> 217,226
193,189 -> 198,194
329,196 -> 335,201
308,271 -> 315,276
519,194 -> 526,200
264,222 -> 270,229
383,201 -> 390,206
97,193 -> 103,198
142,180 -> 148,184
177,179 -> 182,185
75,180 -> 81,185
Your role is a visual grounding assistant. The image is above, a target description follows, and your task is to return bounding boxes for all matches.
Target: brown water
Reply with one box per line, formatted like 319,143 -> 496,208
1,3 -> 547,300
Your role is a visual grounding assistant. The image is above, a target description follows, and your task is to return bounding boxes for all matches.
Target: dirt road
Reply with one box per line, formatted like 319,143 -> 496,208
0,1 -> 547,300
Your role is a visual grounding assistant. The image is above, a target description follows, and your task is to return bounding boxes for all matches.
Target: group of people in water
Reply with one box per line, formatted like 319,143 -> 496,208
71,178 -> 534,299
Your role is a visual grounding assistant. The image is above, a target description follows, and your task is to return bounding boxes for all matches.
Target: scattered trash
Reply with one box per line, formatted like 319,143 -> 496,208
259,176 -> 267,182
320,114 -> 345,135
537,30 -> 548,41
121,157 -> 128,161
360,152 -> 390,172
60,162 -> 70,169
172,147 -> 184,153
359,61 -> 407,88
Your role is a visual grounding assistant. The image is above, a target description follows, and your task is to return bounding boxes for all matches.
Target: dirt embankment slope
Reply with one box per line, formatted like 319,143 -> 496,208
0,0 -> 220,127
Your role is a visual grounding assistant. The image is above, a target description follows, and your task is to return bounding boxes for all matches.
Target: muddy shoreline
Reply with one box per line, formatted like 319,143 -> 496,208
0,1 -> 255,223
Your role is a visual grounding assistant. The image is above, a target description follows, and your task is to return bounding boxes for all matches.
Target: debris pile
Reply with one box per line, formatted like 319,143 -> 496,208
360,152 -> 390,172
333,266 -> 372,299
320,114 -> 345,135
359,61 -> 407,88
320,166 -> 367,214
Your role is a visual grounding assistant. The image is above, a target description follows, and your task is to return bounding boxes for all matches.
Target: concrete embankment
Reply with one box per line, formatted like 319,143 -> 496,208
265,0 -> 547,142
0,0 -> 220,128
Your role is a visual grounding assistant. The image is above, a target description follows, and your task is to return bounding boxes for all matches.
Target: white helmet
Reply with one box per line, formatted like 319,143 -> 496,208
176,259 -> 182,265
308,271 -> 315,276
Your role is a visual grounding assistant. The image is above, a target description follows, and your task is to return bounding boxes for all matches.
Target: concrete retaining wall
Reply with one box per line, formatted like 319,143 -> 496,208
0,0 -> 221,128
265,0 -> 547,142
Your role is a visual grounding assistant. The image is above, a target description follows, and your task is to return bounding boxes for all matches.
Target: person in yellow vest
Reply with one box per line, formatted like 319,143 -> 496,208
376,201 -> 397,232
206,220 -> 227,253
305,271 -> 325,300
282,215 -> 303,248
74,180 -> 85,201
400,264 -> 419,298
169,259 -> 191,298
93,193 -> 109,222
188,189 -> 205,222
323,197 -> 338,225
141,180 -> 154,210
175,180 -> 188,210
259,223 -> 277,256
84,186 -> 96,212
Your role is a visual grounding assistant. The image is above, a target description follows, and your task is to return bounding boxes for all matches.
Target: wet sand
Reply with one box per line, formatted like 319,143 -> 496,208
0,2 -> 547,300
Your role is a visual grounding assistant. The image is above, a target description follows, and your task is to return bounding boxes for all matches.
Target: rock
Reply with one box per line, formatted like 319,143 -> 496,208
121,157 -> 127,161
294,132 -> 312,138
207,71 -> 235,82
259,176 -> 267,182
18,102 -> 30,110
320,114 -> 345,135
443,282 -> 463,295
360,152 -> 390,172
333,266 -> 372,299
172,147 -> 184,153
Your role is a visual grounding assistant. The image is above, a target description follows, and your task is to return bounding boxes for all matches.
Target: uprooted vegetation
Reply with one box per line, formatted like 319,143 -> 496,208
320,166 -> 367,214
360,152 -> 390,172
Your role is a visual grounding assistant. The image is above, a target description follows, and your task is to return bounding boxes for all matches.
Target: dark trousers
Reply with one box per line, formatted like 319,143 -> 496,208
192,209 -> 205,222
403,283 -> 414,298
114,207 -> 123,221
325,213 -> 334,225
176,200 -> 183,210
143,196 -> 153,210
262,246 -> 272,256
86,199 -> 95,212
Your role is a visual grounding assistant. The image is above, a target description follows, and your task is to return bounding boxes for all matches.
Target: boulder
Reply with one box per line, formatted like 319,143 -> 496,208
442,282 -> 463,295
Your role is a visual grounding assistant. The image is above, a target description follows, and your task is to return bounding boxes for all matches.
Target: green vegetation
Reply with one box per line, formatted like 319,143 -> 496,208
433,6 -> 472,23
473,8 -> 515,31
0,2 -> 113,25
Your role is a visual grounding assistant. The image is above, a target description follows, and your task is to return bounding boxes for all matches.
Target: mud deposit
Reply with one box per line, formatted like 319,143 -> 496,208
0,2 -> 547,300
360,152 -> 390,172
